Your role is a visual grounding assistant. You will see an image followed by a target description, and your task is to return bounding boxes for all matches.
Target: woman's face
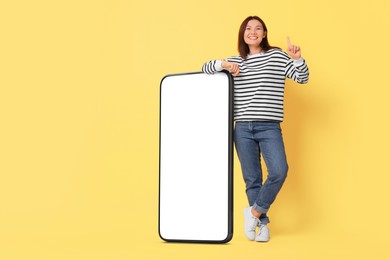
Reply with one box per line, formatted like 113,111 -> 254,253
244,19 -> 266,48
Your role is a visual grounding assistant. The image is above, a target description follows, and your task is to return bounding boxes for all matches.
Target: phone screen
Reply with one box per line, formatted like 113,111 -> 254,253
159,71 -> 233,243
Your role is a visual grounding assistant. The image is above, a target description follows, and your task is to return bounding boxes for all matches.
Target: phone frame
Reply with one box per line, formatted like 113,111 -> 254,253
158,71 -> 234,243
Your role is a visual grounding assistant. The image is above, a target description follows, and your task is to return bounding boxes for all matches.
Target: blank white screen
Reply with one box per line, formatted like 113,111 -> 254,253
159,72 -> 231,241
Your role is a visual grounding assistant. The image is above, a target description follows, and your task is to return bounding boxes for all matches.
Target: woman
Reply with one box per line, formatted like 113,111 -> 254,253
202,16 -> 309,242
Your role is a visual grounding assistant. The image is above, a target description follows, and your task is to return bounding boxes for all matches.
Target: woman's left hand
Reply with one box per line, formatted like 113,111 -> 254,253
287,37 -> 301,60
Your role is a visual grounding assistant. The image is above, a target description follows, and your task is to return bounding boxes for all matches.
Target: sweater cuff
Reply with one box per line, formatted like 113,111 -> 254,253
214,60 -> 224,71
293,57 -> 304,66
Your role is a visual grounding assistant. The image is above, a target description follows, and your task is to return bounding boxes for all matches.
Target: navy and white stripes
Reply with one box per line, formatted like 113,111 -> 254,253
202,49 -> 309,122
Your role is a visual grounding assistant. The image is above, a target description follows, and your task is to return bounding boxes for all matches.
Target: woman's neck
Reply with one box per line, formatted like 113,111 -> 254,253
248,46 -> 262,55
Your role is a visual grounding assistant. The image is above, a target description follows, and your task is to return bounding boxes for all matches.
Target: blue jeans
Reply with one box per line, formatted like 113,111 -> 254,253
234,121 -> 288,224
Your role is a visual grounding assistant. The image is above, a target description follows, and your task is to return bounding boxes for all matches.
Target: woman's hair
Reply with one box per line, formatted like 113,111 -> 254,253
238,16 -> 280,59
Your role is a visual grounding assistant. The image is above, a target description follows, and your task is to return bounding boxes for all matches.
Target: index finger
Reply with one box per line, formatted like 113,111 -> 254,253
287,36 -> 292,47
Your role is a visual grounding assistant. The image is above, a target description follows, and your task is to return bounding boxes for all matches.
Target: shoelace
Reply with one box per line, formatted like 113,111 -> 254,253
258,224 -> 264,231
249,217 -> 260,230
257,224 -> 269,236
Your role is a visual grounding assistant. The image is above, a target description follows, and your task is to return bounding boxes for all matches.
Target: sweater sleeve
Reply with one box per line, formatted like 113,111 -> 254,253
201,60 -> 224,74
285,57 -> 310,84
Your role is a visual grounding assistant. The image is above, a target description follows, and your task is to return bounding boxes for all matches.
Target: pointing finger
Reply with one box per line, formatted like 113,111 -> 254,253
287,36 -> 292,47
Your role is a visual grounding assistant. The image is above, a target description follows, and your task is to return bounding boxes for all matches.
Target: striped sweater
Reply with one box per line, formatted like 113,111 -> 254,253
202,48 -> 309,122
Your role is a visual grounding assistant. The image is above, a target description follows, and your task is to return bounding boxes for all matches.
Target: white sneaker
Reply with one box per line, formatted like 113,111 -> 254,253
243,207 -> 259,241
255,223 -> 270,242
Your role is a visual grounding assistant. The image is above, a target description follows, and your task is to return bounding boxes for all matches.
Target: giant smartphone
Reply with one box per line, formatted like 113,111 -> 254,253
159,71 -> 233,243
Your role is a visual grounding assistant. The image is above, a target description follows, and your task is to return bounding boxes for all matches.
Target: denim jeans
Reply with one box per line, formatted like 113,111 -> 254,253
234,121 -> 288,224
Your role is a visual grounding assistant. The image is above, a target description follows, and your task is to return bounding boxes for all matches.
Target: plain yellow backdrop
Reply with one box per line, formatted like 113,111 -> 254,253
1,0 -> 390,259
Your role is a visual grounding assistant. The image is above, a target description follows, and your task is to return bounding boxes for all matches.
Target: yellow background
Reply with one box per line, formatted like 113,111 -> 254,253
1,0 -> 390,259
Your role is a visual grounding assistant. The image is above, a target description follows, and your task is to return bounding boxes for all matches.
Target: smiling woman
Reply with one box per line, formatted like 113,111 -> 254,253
238,16 -> 280,59
202,15 -> 309,243
244,20 -> 266,55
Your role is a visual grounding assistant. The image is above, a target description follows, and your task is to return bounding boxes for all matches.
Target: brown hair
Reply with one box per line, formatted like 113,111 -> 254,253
238,16 -> 280,59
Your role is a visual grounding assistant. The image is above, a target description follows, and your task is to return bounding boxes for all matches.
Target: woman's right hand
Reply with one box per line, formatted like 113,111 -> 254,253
222,61 -> 240,76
